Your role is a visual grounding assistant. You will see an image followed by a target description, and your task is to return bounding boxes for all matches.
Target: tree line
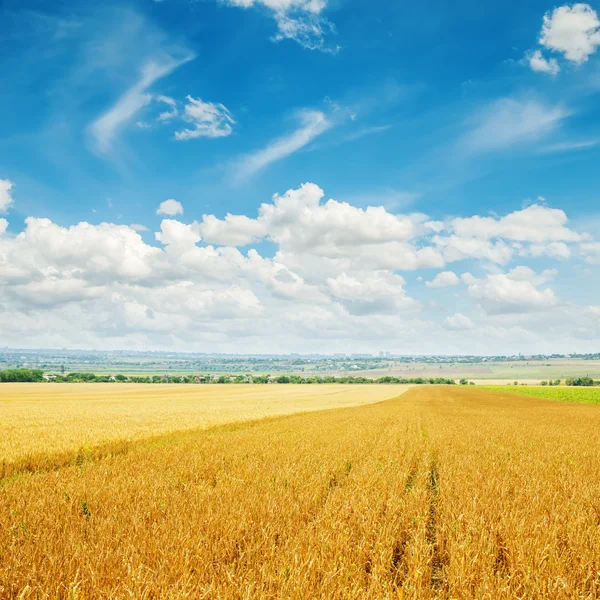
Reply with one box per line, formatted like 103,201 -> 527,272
0,369 -> 457,385
0,368 -> 44,382
4,368 -> 599,386
540,377 -> 600,386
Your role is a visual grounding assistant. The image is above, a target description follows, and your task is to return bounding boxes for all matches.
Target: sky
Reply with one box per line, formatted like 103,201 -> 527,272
1,0 -> 600,355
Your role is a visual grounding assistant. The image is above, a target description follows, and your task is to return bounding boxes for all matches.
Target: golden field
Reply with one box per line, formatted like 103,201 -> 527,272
2,385 -> 600,598
0,383 -> 409,468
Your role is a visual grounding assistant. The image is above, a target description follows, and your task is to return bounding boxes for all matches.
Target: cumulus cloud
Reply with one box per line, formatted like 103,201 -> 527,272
199,214 -> 268,246
326,272 -> 418,316
156,199 -> 184,216
444,313 -> 476,331
426,271 -> 460,288
0,181 -> 597,352
582,241 -> 600,264
0,179 -> 14,213
196,183 -> 430,276
540,3 -> 600,64
449,204 -> 580,243
174,96 -> 235,140
528,49 -> 560,75
433,236 -> 514,266
0,219 -> 8,235
462,267 -> 559,315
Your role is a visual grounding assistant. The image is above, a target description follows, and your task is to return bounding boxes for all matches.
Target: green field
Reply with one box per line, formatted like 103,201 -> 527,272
483,385 -> 600,404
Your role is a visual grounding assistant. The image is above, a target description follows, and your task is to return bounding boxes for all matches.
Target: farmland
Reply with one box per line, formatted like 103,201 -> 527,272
483,385 -> 600,404
0,383 -> 409,469
3,385 -> 600,598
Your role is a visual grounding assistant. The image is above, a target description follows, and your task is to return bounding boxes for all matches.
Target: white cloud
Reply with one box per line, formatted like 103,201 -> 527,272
582,241 -> 600,264
540,139 -> 599,153
234,111 -> 332,180
155,219 -> 201,251
130,223 -> 149,232
528,49 -> 560,74
433,235 -> 514,265
529,242 -> 571,260
463,267 -> 559,315
444,313 -> 476,331
199,214 -> 268,246
89,55 -> 192,153
0,218 -> 162,286
174,96 -> 234,140
271,10 -> 336,52
462,98 -> 569,153
540,3 -> 600,64
156,199 -> 184,216
0,181 -> 598,352
425,271 -> 460,288
201,183 -> 419,261
0,179 -> 14,214
0,219 -> 7,235
221,0 -> 336,52
156,95 -> 179,121
449,204 -> 581,244
326,272 -> 418,315
10,278 -> 104,308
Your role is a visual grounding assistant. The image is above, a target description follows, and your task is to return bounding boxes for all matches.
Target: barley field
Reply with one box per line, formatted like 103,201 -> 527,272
2,386 -> 600,598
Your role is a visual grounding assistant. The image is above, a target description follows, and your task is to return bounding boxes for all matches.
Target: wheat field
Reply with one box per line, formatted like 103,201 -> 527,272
0,383 -> 410,469
2,385 -> 600,598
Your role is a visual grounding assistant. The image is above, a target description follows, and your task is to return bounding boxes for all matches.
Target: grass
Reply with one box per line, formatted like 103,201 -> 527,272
3,386 -> 600,598
0,383 -> 409,467
483,385 -> 600,404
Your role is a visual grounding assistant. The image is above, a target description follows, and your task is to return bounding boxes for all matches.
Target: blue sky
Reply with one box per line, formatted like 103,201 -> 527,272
0,0 -> 599,353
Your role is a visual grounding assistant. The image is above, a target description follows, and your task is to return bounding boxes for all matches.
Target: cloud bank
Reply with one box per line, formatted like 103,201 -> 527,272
0,182 -> 598,353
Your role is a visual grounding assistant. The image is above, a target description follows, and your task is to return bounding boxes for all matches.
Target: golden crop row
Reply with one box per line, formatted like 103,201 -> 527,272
2,386 -> 600,598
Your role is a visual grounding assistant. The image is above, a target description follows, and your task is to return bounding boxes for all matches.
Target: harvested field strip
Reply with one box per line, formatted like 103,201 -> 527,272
2,386 -> 600,598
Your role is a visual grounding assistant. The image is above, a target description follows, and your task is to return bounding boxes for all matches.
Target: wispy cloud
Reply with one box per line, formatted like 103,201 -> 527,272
272,10 -> 338,53
343,124 -> 393,143
540,139 -> 599,153
89,54 -> 193,154
156,95 -> 179,121
174,96 -> 235,140
233,110 -> 332,180
460,98 -> 570,154
220,0 -> 338,52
